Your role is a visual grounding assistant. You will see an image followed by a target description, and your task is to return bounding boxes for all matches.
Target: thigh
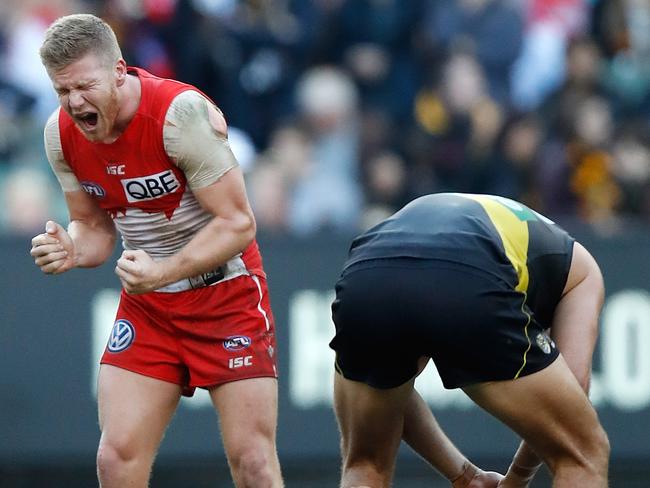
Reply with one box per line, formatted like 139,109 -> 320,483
334,372 -> 414,470
210,377 -> 279,455
101,291 -> 189,389
98,364 -> 182,456
462,355 -> 602,469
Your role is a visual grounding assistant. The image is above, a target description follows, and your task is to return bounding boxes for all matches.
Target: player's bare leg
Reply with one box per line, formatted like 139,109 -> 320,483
210,377 -> 283,488
463,355 -> 609,487
334,372 -> 414,488
96,365 -> 182,488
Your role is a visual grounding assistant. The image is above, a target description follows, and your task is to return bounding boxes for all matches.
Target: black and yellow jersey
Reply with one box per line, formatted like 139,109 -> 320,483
345,193 -> 574,329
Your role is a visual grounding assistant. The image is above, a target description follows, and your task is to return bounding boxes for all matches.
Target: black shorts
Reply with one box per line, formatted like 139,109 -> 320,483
329,257 -> 560,389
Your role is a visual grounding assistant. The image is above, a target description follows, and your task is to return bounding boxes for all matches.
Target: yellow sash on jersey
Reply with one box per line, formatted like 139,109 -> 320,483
463,195 -> 530,292
460,194 -> 532,379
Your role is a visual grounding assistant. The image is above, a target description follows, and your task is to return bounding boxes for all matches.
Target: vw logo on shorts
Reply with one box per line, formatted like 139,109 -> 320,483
223,335 -> 252,351
107,319 -> 135,353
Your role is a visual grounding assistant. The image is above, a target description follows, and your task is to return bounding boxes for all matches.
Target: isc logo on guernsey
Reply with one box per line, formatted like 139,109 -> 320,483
121,170 -> 180,202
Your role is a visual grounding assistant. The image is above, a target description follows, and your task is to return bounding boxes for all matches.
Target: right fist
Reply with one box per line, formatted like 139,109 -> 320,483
30,220 -> 75,274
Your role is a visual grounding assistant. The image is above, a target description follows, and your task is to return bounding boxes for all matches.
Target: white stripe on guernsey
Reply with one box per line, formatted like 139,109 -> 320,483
251,275 -> 271,331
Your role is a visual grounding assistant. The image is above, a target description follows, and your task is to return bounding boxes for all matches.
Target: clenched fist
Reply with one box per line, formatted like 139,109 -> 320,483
30,221 -> 76,274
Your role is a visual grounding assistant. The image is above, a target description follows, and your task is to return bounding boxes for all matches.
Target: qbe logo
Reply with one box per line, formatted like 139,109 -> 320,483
121,170 -> 180,203
107,319 -> 135,353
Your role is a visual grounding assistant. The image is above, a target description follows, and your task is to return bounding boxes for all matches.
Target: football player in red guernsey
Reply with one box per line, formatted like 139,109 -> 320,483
30,14 -> 283,488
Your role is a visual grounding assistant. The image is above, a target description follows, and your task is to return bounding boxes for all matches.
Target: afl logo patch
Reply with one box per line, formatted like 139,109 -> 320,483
223,335 -> 251,351
535,333 -> 555,355
107,319 -> 135,353
80,181 -> 106,198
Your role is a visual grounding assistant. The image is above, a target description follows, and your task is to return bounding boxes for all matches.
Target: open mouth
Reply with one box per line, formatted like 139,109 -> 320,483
76,112 -> 99,130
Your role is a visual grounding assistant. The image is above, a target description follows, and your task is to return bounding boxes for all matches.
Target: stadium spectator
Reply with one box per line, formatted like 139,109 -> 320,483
479,113 -> 545,207
511,0 -> 590,111
247,123 -> 314,232
421,0 -> 523,105
610,125 -> 650,220
330,193 -> 609,487
1,166 -> 56,234
287,65 -> 363,235
592,0 -> 650,113
359,150 -> 410,229
29,14 -> 283,488
407,50 -> 503,195
539,37 -> 609,135
2,0 -> 78,123
0,0 -> 648,236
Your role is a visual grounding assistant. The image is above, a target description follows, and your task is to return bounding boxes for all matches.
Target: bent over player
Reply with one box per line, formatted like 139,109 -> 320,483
29,14 -> 283,488
330,193 -> 609,488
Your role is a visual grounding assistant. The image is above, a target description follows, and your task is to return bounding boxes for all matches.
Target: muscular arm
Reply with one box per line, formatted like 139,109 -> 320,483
154,166 -> 255,285
65,190 -> 118,268
504,242 -> 604,485
115,91 -> 256,293
158,90 -> 254,282
402,359 -> 502,487
403,389 -> 475,484
31,111 -> 116,274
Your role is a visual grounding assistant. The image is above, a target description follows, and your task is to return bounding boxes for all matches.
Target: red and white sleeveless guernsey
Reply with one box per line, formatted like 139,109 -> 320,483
56,67 -> 264,288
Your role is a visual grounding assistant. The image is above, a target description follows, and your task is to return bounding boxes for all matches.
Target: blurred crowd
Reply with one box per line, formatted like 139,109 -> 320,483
1,0 -> 649,237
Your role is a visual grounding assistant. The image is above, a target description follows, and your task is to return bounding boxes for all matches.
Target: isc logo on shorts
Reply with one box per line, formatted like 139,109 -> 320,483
107,319 -> 135,353
121,170 -> 180,203
229,356 -> 253,369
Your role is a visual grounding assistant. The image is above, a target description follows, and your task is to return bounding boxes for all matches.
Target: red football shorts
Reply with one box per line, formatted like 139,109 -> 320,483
100,274 -> 277,396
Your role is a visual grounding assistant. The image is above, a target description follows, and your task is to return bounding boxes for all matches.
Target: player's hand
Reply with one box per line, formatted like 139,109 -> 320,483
30,220 -> 76,274
496,470 -> 534,488
115,249 -> 163,294
496,462 -> 539,487
453,468 -> 504,488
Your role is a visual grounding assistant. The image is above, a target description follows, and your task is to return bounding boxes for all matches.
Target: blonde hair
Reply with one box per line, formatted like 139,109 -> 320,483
39,14 -> 122,72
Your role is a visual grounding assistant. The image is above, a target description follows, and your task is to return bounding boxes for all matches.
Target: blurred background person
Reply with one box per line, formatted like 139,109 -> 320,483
286,65 -> 363,235
3,0 -> 649,236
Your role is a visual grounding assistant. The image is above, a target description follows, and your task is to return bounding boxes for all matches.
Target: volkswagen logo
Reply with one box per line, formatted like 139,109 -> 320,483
107,319 -> 135,353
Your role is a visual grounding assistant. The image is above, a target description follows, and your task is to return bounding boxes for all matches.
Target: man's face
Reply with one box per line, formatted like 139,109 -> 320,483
50,53 -> 122,143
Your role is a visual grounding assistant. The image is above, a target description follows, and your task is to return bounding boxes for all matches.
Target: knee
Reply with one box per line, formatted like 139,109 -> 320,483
576,423 -> 609,476
96,438 -> 138,479
589,424 -> 610,474
229,445 -> 277,486
550,422 -> 610,479
340,459 -> 386,488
